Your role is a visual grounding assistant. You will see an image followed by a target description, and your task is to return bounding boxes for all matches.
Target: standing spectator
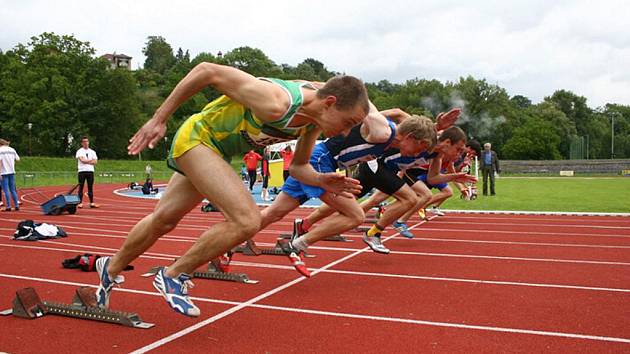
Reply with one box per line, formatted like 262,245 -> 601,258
480,142 -> 500,196
145,163 -> 153,179
280,145 -> 294,182
0,138 -> 20,212
75,136 -> 100,208
242,149 -> 262,192
260,147 -> 272,201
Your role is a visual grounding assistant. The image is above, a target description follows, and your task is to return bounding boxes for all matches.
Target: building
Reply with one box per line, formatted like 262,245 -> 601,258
101,53 -> 132,70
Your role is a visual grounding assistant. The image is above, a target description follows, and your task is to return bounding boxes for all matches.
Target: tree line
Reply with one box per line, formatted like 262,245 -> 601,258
1,33 -> 628,161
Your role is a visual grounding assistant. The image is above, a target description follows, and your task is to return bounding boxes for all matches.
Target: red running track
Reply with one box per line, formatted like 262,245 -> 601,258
1,184 -> 629,353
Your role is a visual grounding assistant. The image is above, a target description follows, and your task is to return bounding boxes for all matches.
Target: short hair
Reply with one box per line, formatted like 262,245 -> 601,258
467,139 -> 482,156
439,126 -> 467,144
317,75 -> 369,114
484,142 -> 491,148
81,136 -> 89,141
397,115 -> 437,146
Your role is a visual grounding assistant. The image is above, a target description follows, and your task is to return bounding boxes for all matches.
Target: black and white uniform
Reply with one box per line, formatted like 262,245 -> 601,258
355,148 -> 437,198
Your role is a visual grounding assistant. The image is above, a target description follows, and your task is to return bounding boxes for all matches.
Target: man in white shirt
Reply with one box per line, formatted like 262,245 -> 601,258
75,136 -> 99,208
0,138 -> 20,211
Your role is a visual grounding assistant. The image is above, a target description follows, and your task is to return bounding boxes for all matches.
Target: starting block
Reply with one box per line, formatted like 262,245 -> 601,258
278,233 -> 352,242
142,261 -> 258,284
232,240 -> 314,258
0,287 -> 154,329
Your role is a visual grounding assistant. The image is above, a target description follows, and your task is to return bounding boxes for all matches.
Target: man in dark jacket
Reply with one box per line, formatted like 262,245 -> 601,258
480,142 -> 500,196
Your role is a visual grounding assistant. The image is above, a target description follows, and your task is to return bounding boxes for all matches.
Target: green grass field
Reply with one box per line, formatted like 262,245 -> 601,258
11,157 -> 630,213
441,177 -> 630,213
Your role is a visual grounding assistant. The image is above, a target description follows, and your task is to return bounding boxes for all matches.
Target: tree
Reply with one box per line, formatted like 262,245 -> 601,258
0,32 -> 140,158
446,76 -> 513,146
222,46 -> 281,77
502,117 -> 561,159
510,95 -> 532,109
544,90 -> 591,136
142,36 -> 176,74
526,102 -> 576,158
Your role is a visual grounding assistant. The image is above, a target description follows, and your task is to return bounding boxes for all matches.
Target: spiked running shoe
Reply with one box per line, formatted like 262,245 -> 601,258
392,221 -> 414,239
278,240 -> 311,277
216,251 -> 233,273
95,256 -> 125,309
292,218 -> 307,241
362,233 -> 390,254
153,267 -> 200,317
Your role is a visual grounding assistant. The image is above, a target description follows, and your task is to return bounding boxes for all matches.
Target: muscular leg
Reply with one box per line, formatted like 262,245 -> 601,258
399,181 -> 433,223
108,145 -> 261,278
107,172 -> 202,276
301,192 -> 364,245
429,186 -> 453,207
259,191 -> 301,229
373,184 -> 418,228
166,145 -> 261,277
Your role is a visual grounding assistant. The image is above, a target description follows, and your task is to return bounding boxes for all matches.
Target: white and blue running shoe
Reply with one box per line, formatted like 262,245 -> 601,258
392,221 -> 414,239
153,267 -> 200,317
95,256 -> 125,309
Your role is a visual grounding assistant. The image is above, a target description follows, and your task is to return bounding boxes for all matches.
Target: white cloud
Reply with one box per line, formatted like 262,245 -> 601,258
1,0 -> 629,107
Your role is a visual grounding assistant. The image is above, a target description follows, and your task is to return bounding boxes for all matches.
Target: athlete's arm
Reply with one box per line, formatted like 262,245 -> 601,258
428,156 -> 477,185
379,108 -> 411,123
128,63 -> 290,154
290,128 -> 362,198
360,102 -> 392,144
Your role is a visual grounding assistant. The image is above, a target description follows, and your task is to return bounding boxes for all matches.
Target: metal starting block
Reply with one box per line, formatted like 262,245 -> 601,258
0,287 -> 154,329
278,233 -> 352,243
232,239 -> 314,258
142,261 -> 258,284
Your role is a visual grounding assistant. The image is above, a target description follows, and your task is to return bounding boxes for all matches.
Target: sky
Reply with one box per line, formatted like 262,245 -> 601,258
1,0 -> 629,107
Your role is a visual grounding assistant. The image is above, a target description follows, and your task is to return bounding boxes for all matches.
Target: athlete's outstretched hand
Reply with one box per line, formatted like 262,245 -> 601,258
436,108 -> 461,131
452,173 -> 477,184
128,118 -> 167,155
319,173 -> 362,198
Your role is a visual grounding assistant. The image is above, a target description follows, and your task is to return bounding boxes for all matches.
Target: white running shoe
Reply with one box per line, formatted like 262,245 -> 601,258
432,207 -> 445,216
362,233 -> 390,254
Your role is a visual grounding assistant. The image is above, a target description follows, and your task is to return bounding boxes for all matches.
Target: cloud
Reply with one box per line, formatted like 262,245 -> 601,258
1,0 -> 629,107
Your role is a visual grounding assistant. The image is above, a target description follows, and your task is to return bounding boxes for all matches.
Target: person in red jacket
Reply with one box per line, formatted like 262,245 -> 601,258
280,145 -> 294,182
243,150 -> 262,192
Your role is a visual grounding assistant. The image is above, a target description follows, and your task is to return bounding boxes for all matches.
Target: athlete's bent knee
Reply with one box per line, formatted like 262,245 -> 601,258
233,212 -> 262,241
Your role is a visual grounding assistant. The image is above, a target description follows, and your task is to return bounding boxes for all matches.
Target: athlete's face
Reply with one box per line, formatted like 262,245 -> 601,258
398,135 -> 429,156
440,140 -> 467,161
320,103 -> 366,138
81,138 -> 89,149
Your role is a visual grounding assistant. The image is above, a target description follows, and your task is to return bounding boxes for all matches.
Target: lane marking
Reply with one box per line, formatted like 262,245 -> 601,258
2,272 -> 629,346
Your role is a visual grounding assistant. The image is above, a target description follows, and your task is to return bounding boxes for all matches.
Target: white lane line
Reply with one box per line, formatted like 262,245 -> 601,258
2,240 -> 630,294
128,221 -> 426,353
2,273 -> 629,345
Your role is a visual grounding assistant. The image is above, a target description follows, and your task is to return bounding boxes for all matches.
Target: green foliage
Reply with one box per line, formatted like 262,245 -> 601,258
2,32 -> 630,161
0,33 -> 140,158
142,36 -> 176,75
502,117 -> 561,159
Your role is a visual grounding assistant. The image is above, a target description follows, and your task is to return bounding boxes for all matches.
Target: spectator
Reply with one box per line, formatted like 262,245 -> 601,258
75,136 -> 100,208
243,149 -> 262,192
260,147 -> 272,201
480,142 -> 500,196
0,138 -> 20,212
280,145 -> 294,182
145,163 -> 153,179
